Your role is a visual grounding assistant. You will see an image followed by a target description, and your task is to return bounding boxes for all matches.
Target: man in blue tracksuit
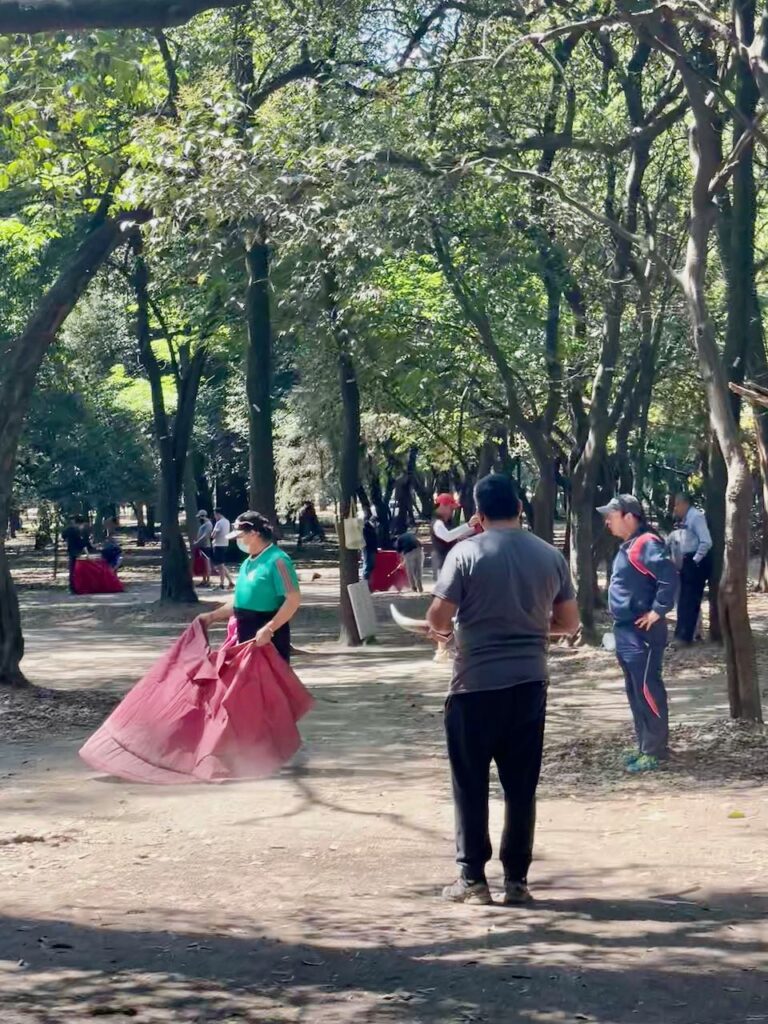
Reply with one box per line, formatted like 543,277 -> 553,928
598,495 -> 679,772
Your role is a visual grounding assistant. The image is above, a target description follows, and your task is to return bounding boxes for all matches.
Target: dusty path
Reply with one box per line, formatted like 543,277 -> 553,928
1,577 -> 767,1023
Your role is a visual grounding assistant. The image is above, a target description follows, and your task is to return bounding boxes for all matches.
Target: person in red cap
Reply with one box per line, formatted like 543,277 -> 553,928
431,493 -> 477,580
431,494 -> 478,663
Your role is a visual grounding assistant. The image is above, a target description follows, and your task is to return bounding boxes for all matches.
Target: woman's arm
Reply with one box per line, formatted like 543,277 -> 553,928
253,562 -> 302,646
196,599 -> 235,630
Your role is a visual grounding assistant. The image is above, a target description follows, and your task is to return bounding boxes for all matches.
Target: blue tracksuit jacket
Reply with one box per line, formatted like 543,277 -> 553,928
608,530 -> 679,625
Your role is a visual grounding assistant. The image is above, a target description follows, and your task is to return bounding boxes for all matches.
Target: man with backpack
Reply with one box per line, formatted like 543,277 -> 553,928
598,495 -> 679,773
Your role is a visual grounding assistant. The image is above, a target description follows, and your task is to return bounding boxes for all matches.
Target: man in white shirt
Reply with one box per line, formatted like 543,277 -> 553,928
210,508 -> 234,590
431,493 -> 476,579
672,493 -> 713,644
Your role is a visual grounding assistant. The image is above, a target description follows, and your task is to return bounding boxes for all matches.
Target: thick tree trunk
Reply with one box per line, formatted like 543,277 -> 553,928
244,236 -> 277,522
0,212 -> 141,686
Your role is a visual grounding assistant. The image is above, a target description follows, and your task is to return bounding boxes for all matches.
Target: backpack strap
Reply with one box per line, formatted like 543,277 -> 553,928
627,532 -> 660,579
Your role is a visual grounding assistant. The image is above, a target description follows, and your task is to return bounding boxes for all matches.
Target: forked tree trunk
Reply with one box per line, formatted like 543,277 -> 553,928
132,233 -> 203,604
643,15 -> 761,721
679,118 -> 760,721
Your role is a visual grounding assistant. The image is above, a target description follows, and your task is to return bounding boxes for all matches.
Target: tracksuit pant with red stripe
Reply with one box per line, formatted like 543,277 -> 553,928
614,620 -> 669,759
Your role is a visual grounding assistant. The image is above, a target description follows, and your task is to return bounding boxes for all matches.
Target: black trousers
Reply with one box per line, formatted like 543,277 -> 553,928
675,553 -> 711,643
444,681 -> 547,885
234,607 -> 291,663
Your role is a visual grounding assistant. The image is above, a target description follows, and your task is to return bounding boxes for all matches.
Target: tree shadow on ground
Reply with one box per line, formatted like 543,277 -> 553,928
0,882 -> 766,1024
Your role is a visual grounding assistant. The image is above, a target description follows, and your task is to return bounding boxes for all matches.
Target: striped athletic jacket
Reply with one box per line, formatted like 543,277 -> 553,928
608,529 -> 679,626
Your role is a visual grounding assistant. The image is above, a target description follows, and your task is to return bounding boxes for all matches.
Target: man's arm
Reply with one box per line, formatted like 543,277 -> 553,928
426,596 -> 457,641
690,509 -> 713,562
432,519 -> 475,544
636,539 -> 679,629
551,598 -> 580,636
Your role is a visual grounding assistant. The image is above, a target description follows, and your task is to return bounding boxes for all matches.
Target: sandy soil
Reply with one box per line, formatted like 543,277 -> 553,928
1,549 -> 767,1023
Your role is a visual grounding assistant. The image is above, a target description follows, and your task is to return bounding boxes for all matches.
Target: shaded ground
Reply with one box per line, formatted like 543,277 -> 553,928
1,543 -> 767,1023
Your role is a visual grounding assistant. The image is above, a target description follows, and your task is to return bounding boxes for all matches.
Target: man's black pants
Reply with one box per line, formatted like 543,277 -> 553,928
444,681 -> 547,885
675,553 -> 711,643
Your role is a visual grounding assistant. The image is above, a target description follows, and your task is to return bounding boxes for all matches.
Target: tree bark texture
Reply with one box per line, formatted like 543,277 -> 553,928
244,236 -> 277,523
325,268 -> 362,646
133,234 -> 203,604
662,12 -> 762,721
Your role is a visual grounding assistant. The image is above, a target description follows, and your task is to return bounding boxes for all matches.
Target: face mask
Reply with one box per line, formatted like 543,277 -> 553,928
236,538 -> 250,554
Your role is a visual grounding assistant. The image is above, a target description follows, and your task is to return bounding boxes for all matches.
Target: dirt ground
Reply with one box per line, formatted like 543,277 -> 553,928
1,542 -> 767,1024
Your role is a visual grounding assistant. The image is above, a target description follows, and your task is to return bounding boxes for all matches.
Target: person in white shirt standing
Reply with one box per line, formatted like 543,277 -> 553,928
211,508 -> 234,590
431,493 -> 477,579
430,493 -> 478,663
672,493 -> 713,645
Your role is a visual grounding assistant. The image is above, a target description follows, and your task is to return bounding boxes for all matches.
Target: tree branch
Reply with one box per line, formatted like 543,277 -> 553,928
0,0 -> 240,34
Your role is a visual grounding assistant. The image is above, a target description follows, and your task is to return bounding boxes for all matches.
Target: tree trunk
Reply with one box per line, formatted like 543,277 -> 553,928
644,8 -> 762,720
324,268 -> 361,646
183,455 -> 199,546
132,232 -> 202,604
244,235 -> 277,522
0,212 -> 142,687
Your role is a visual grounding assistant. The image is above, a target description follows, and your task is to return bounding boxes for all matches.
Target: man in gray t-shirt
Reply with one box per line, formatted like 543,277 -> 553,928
427,474 -> 578,907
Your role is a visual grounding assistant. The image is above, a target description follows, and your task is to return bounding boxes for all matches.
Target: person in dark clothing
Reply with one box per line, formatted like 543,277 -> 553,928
396,530 -> 424,592
362,514 -> 379,586
671,493 -> 712,645
297,501 -> 325,550
427,474 -> 579,906
598,495 -> 679,773
61,515 -> 96,593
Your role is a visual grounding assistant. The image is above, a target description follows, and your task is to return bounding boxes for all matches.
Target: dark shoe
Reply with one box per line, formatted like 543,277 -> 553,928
441,878 -> 493,905
503,881 -> 533,906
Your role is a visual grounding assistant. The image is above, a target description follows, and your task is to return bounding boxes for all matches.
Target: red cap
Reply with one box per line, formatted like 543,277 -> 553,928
435,493 -> 460,509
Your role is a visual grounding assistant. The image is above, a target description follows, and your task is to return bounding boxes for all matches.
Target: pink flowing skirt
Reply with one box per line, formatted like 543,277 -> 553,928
79,620 -> 314,784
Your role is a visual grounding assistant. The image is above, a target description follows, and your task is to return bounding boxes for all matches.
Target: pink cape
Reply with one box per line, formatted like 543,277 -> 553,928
370,550 -> 409,593
79,620 -> 314,784
192,549 -> 209,578
73,558 -> 124,595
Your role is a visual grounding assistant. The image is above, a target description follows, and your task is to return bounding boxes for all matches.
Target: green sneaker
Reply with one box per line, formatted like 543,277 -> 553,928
626,754 -> 660,774
442,878 -> 493,905
621,748 -> 640,767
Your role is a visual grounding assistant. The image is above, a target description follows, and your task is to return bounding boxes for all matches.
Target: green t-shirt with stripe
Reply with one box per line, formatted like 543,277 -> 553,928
233,545 -> 299,613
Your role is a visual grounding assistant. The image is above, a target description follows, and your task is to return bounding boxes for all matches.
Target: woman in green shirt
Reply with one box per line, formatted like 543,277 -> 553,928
197,511 -> 301,662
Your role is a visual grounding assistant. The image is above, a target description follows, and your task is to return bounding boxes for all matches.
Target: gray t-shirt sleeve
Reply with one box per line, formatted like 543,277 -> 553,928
553,552 -> 575,603
433,546 -> 465,605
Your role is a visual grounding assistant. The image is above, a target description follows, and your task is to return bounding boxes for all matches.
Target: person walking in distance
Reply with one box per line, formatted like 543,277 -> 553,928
671,492 -> 712,646
396,529 -> 424,593
211,509 -> 234,590
598,495 -> 678,773
427,474 -> 579,906
193,510 -> 214,587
